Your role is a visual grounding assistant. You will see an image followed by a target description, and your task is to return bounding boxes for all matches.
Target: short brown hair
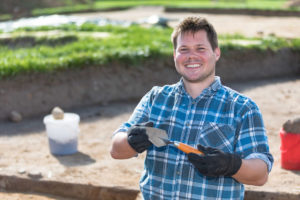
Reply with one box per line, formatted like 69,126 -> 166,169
171,17 -> 218,50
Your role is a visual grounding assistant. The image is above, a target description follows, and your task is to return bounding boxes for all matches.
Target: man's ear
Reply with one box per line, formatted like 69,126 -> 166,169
214,47 -> 221,61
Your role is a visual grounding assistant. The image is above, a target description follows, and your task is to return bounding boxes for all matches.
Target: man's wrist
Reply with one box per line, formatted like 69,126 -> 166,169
225,153 -> 242,176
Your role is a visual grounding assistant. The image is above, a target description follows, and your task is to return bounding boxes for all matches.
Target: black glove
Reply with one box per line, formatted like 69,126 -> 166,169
188,144 -> 242,177
127,121 -> 154,153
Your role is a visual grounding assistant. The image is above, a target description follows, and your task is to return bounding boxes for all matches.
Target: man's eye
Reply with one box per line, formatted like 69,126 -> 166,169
180,48 -> 188,52
197,48 -> 205,51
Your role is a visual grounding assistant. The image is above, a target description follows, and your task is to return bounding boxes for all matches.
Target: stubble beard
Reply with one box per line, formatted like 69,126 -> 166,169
177,64 -> 216,84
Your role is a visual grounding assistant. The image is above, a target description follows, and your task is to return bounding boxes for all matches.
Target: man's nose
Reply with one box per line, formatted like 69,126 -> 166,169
187,50 -> 198,60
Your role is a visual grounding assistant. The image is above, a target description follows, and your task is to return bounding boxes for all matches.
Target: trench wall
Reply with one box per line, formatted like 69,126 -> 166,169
0,48 -> 299,121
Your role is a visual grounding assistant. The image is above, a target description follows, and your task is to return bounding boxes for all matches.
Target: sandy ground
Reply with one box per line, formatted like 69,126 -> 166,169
0,192 -> 74,200
0,77 -> 300,199
75,6 -> 300,38
1,6 -> 300,200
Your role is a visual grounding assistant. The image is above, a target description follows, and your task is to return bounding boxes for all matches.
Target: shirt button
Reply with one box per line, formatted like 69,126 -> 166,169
186,122 -> 190,126
176,171 -> 180,175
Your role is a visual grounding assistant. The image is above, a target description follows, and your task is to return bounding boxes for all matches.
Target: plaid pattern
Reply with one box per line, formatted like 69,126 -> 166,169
115,76 -> 273,200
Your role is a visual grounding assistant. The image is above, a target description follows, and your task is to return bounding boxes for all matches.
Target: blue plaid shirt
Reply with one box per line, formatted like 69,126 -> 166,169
115,76 -> 273,200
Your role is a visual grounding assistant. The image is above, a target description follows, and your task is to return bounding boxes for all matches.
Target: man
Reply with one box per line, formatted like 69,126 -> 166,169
110,16 -> 273,199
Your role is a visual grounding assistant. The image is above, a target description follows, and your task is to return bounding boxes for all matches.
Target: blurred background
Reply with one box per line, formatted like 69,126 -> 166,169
0,1 -> 300,200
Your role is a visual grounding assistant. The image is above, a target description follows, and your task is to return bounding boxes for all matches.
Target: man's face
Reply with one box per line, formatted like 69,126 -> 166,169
174,30 -> 220,84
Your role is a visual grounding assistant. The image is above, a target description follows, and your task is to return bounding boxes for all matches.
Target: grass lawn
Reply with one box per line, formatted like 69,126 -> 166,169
1,0 -> 296,24
0,23 -> 299,79
31,0 -> 295,17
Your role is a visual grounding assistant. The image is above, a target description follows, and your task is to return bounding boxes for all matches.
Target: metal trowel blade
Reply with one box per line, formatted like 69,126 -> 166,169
144,127 -> 169,147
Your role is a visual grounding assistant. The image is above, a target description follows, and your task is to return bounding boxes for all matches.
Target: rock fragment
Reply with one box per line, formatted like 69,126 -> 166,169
18,168 -> 26,174
28,170 -> 43,179
51,106 -> 64,120
9,111 -> 22,122
283,117 -> 300,133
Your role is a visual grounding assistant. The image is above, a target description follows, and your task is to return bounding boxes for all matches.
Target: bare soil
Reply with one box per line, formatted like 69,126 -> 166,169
1,77 -> 300,200
74,6 -> 300,38
1,6 -> 300,200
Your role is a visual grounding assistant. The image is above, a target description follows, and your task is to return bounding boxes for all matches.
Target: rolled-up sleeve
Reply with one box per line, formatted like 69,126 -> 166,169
245,153 -> 273,172
236,103 -> 274,172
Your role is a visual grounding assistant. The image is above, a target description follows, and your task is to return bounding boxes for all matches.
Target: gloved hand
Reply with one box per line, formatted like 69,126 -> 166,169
127,121 -> 154,153
188,144 -> 242,177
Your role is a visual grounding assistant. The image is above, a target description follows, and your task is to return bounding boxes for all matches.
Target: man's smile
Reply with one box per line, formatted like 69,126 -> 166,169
185,63 -> 201,68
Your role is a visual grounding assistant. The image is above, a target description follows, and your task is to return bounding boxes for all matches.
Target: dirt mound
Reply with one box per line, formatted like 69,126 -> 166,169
285,0 -> 300,8
1,49 -> 299,122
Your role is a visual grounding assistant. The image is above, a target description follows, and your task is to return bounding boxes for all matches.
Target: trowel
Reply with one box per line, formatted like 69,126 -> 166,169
145,127 -> 203,155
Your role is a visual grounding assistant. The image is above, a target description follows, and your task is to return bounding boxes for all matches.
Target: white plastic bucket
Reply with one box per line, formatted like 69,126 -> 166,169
43,113 -> 80,155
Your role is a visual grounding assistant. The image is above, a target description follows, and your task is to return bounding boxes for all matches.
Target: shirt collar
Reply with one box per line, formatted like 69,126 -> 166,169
176,76 -> 221,97
210,76 -> 221,92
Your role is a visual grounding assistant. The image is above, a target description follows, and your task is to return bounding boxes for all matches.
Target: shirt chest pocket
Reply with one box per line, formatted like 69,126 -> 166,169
195,123 -> 237,153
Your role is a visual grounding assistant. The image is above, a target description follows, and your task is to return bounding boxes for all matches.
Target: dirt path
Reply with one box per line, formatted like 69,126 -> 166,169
0,192 -> 73,200
74,6 -> 300,38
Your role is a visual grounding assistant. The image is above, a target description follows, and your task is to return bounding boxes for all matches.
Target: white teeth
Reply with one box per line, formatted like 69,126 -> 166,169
186,64 -> 200,68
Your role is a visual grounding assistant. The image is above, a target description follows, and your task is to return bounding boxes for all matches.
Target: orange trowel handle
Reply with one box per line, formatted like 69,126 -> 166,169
177,143 -> 204,155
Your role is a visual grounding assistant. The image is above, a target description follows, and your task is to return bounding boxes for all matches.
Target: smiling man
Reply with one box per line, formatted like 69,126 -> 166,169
110,17 -> 273,199
173,23 -> 220,99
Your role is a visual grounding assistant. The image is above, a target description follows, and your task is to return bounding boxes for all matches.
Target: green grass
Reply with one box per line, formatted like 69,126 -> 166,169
31,0 -> 297,17
0,14 -> 11,21
0,24 -> 299,79
220,34 -> 299,52
1,0 -> 297,22
93,0 -> 289,10
0,24 -> 172,78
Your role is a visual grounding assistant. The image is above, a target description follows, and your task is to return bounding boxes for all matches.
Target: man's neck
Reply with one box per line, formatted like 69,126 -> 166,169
183,76 -> 215,99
